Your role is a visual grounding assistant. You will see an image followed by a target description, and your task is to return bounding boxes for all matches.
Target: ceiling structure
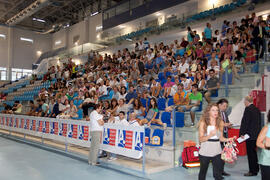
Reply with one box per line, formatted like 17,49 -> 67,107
0,0 -> 124,33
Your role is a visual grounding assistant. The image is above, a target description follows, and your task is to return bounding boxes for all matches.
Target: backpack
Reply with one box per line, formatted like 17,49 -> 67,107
182,146 -> 200,168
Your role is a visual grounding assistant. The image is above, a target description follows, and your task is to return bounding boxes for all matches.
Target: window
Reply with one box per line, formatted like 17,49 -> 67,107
11,68 -> 32,81
0,70 -> 6,80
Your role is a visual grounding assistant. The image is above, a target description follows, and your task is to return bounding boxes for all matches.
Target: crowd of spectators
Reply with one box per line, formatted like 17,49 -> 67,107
1,12 -> 270,128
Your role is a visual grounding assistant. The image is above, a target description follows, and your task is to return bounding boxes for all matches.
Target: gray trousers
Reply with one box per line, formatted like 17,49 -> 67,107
88,131 -> 102,165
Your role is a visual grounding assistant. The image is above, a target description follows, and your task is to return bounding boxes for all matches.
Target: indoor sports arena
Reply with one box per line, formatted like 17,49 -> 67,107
0,0 -> 270,179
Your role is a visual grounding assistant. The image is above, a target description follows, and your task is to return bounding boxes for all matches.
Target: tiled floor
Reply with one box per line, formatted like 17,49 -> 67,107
0,136 -> 261,180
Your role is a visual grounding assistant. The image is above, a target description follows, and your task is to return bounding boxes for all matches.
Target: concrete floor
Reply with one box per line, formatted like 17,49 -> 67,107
0,136 -> 261,180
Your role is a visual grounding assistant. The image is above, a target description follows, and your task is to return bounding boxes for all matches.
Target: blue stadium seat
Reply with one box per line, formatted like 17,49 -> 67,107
140,98 -> 147,108
161,112 -> 172,127
157,98 -> 166,111
175,112 -> 185,127
168,98 -> 174,107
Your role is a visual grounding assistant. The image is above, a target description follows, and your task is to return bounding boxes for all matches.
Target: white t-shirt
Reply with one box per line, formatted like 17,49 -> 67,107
114,117 -> 129,126
129,120 -> 140,126
181,79 -> 192,91
178,63 -> 189,74
90,110 -> 103,132
99,85 -> 108,95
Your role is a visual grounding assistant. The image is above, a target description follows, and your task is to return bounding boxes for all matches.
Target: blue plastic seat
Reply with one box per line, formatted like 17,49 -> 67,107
175,112 -> 185,127
161,112 -> 172,127
141,98 -> 147,108
168,98 -> 174,107
157,98 -> 166,111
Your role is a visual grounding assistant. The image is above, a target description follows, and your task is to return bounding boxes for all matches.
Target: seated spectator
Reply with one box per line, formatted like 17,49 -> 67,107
111,86 -> 120,100
128,112 -> 141,126
119,86 -> 127,100
12,101 -> 22,114
150,78 -> 162,98
107,98 -> 118,117
204,69 -> 220,103
2,103 -> 12,114
82,91 -> 96,117
139,98 -> 166,128
49,98 -> 61,118
133,98 -> 146,120
58,99 -> 70,118
178,84 -> 202,127
136,80 -> 148,98
109,111 -> 129,125
233,50 -> 247,73
163,76 -> 175,98
142,69 -> 152,84
115,98 -> 133,117
194,72 -> 206,93
125,85 -> 137,103
68,100 -> 78,118
179,74 -> 192,92
39,88 -> 48,101
48,98 -> 55,116
245,43 -> 256,63
39,99 -> 49,117
166,83 -> 189,112
98,80 -> 108,98
178,57 -> 189,75
26,100 -> 36,116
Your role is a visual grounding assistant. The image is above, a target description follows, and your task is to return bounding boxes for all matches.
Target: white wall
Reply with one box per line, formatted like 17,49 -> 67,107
68,20 -> 86,48
0,25 -> 52,70
52,28 -> 67,50
12,28 -> 52,69
89,13 -> 102,43
198,0 -> 233,12
0,25 -> 9,67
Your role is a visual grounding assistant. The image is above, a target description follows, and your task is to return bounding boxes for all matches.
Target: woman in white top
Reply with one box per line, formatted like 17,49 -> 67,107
198,104 -> 235,180
119,86 -> 127,100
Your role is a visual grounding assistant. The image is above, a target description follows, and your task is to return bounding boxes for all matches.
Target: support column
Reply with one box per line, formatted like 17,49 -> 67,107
7,27 -> 14,81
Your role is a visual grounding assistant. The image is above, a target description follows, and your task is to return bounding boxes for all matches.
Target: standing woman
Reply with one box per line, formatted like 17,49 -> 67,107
198,104 -> 235,180
257,110 -> 270,180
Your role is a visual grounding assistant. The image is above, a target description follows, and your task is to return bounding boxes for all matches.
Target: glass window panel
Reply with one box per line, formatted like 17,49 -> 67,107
116,2 -> 129,15
1,71 -> 6,80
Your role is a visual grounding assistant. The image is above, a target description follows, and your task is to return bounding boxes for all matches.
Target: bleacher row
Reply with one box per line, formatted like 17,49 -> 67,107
115,0 -> 247,43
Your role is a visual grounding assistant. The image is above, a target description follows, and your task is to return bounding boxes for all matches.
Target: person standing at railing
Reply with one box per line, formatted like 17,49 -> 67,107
88,104 -> 104,166
252,20 -> 268,60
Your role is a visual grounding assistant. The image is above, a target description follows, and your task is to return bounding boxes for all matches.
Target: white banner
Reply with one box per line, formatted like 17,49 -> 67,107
0,114 -> 144,159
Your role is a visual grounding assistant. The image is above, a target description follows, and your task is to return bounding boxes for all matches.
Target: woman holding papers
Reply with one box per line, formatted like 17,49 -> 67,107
198,103 -> 235,180
257,110 -> 270,180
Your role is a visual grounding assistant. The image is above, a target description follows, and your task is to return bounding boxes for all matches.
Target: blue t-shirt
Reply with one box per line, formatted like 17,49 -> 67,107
187,32 -> 193,42
125,91 -> 137,103
204,27 -> 212,39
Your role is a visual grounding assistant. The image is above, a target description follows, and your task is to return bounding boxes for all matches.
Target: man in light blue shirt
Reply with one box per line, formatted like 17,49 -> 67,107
203,23 -> 212,40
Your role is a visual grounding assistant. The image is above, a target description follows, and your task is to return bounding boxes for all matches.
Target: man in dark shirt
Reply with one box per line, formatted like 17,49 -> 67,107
125,85 -> 137,103
204,69 -> 220,103
49,98 -> 61,118
240,96 -> 262,177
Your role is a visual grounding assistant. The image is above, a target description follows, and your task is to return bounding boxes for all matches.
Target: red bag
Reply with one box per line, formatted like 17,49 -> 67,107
182,146 -> 200,167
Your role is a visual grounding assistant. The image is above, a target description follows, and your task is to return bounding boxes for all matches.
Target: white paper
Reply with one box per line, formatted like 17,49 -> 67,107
207,126 -> 218,139
237,134 -> 250,143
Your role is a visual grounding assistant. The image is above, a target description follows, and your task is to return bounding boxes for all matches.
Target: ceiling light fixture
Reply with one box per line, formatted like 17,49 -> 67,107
33,17 -> 46,23
91,12 -> 99,16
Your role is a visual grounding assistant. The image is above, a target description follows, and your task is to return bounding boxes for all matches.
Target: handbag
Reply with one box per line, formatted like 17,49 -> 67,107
221,141 -> 238,163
